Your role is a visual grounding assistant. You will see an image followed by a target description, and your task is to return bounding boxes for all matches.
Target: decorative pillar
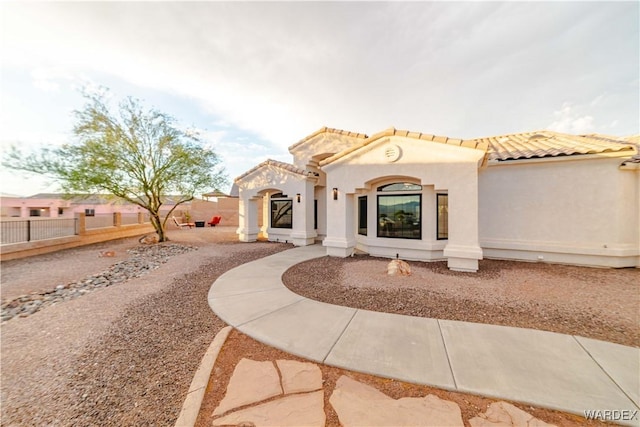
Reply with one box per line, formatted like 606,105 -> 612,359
237,195 -> 260,242
443,166 -> 483,272
291,179 -> 317,246
113,212 -> 122,227
323,186 -> 356,257
76,212 -> 87,236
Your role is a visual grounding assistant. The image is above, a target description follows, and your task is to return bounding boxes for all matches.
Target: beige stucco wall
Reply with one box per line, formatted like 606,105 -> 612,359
185,198 -> 239,227
0,223 -> 154,261
479,155 -> 639,267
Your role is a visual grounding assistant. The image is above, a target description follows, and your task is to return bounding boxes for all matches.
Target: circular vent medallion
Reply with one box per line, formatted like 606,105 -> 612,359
384,144 -> 402,162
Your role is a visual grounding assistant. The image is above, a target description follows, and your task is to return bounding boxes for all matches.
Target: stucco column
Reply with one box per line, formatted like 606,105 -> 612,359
443,165 -> 483,272
113,212 -> 122,227
261,193 -> 271,238
323,187 -> 356,257
76,212 -> 87,235
237,195 -> 260,242
291,180 -> 317,246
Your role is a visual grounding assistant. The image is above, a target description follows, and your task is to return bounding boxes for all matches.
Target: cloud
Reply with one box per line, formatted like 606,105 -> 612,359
548,102 -> 595,134
2,1 -> 638,145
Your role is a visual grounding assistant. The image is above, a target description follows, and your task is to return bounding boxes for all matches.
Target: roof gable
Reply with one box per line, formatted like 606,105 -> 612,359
288,126 -> 368,153
319,127 -> 488,166
235,159 -> 308,183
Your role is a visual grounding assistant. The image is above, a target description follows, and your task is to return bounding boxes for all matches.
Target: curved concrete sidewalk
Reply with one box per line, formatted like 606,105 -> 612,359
208,245 -> 640,424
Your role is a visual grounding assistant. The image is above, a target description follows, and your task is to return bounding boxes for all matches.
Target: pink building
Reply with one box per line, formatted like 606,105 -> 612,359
0,194 -> 144,218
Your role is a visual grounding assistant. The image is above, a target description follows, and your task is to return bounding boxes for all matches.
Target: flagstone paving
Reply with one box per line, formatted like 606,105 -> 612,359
209,357 -> 558,427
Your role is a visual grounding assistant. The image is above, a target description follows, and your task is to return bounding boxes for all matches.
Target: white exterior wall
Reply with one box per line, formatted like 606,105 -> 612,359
322,136 -> 485,271
235,164 -> 317,246
479,156 -> 640,267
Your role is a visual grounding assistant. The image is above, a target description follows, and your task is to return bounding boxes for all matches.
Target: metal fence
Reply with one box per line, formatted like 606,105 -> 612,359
0,218 -> 78,245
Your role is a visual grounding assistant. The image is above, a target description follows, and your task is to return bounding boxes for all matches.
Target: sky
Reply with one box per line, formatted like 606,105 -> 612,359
1,1 -> 638,197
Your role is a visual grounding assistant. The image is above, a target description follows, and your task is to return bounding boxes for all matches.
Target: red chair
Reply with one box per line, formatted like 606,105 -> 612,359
208,216 -> 222,227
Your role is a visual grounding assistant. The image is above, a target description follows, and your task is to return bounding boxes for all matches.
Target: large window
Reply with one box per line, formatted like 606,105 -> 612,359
358,196 -> 367,235
376,183 -> 421,239
437,193 -> 448,240
270,193 -> 292,229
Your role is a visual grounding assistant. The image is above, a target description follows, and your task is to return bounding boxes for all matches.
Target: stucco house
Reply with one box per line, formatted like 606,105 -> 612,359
235,127 -> 639,272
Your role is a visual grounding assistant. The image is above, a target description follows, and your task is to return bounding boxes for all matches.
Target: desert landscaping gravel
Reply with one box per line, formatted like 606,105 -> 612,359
1,243 -> 198,322
1,228 -> 291,426
2,231 -> 637,426
283,255 -> 639,348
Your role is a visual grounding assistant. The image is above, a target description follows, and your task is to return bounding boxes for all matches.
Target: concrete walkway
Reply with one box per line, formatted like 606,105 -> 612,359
208,245 -> 640,425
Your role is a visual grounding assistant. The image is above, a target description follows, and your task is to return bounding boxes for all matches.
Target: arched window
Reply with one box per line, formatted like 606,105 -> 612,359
376,182 -> 421,239
377,182 -> 422,192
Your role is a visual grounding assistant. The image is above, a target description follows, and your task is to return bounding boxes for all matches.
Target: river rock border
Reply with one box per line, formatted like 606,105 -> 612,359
1,243 -> 197,322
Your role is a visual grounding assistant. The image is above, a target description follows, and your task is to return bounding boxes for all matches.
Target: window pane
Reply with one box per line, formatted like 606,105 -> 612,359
377,194 -> 421,239
377,182 -> 422,192
358,196 -> 367,235
437,194 -> 448,239
314,200 -> 318,230
271,200 -> 292,229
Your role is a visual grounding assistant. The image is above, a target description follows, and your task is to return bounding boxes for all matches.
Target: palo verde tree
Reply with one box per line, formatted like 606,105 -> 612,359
4,90 -> 227,242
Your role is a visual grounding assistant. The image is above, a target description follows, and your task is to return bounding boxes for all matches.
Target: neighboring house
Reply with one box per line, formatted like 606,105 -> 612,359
0,194 -> 186,218
235,127 -> 639,272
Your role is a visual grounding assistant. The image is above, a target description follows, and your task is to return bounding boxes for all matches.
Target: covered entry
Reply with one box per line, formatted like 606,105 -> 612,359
235,159 -> 318,246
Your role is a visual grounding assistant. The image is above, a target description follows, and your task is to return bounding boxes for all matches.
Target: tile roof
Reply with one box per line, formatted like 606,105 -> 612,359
625,134 -> 640,145
319,127 -> 489,166
288,126 -> 368,152
25,193 -> 115,204
474,130 -> 635,161
619,134 -> 640,166
202,189 -> 231,198
235,159 -> 309,182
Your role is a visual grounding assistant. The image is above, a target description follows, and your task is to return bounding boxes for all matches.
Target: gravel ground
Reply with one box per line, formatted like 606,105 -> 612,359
3,236 -> 637,426
283,255 -> 639,348
1,227 -> 291,426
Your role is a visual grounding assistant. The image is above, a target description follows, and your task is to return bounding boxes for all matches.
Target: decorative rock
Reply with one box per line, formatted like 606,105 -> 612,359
213,390 -> 325,427
330,375 -> 464,427
212,358 -> 283,417
276,359 -> 323,394
469,402 -> 557,427
387,259 -> 411,276
0,243 -> 196,322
